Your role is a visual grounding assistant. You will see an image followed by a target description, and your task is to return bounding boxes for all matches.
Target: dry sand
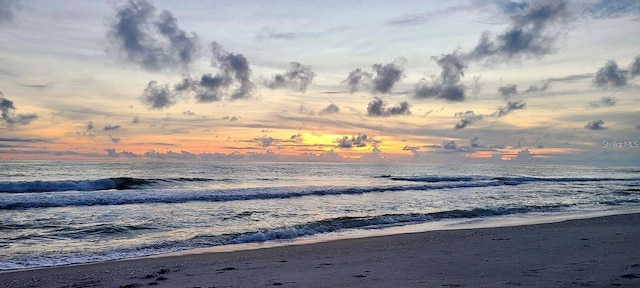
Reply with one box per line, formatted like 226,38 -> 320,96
2,213 -> 639,288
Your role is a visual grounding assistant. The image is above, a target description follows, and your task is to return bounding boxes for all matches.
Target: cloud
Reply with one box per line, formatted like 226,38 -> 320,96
498,84 -> 518,98
402,145 -> 420,159
344,59 -> 406,94
454,110 -> 483,129
131,116 -> 140,124
0,91 -> 38,128
524,79 -> 551,92
336,134 -> 370,148
631,56 -> 640,76
585,119 -> 606,130
343,68 -> 372,94
255,26 -> 321,41
442,140 -> 457,150
366,98 -> 411,117
105,148 -> 138,158
255,135 -> 276,147
371,58 -> 406,94
584,0 -> 640,19
107,0 -> 198,71
589,96 -> 616,108
593,60 -> 628,88
385,3 -> 474,26
470,137 -> 481,148
266,62 -> 315,92
491,99 -> 526,118
108,135 -> 121,143
414,53 -> 467,101
104,124 -> 121,131
208,42 -> 254,100
290,133 -> 303,143
170,42 -> 255,103
466,0 -> 570,63
86,121 -> 94,131
0,137 -> 46,143
512,148 -> 535,161
140,80 -> 177,109
592,56 -> 640,89
319,103 -> 340,115
183,110 -> 195,116
0,0 -> 20,24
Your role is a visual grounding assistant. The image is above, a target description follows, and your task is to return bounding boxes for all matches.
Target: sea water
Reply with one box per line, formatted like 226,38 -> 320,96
1,161 -> 639,270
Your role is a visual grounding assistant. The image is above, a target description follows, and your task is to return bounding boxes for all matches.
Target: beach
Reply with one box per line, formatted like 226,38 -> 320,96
2,213 -> 639,288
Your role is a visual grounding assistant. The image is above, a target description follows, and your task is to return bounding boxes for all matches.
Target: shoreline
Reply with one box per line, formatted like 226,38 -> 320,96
3,213 -> 640,288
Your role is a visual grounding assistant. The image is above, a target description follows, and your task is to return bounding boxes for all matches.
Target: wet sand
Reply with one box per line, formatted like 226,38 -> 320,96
2,213 -> 639,288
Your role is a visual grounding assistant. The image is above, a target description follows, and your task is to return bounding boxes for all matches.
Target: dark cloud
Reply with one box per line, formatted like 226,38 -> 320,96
585,119 -> 606,130
467,0 -> 570,63
20,83 -> 54,90
454,110 -> 483,129
524,79 -> 551,92
402,145 -> 420,159
336,134 -> 370,149
107,0 -> 198,71
131,116 -> 140,124
549,73 -> 594,83
319,103 -> 340,115
366,98 -> 411,117
86,121 -> 94,131
209,42 -> 254,100
442,140 -> 457,150
593,60 -> 628,88
108,135 -> 121,144
165,42 -> 255,104
290,133 -> 303,143
255,136 -> 276,147
470,137 -> 480,148
266,62 -> 315,92
0,137 -> 46,143
371,58 -> 406,94
343,58 -> 405,94
498,84 -> 518,98
414,53 -> 466,101
104,124 -> 121,131
343,68 -> 372,93
140,80 -> 177,109
0,92 -> 38,128
105,148 -> 138,158
0,0 -> 20,24
491,99 -> 526,118
454,89 -> 526,129
590,96 -> 616,108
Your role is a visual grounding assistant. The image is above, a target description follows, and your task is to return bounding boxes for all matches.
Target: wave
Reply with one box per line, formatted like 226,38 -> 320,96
389,175 -> 639,185
225,204 -> 573,244
0,180 -> 507,210
0,177 -> 229,193
388,176 -> 477,182
0,204 -> 573,270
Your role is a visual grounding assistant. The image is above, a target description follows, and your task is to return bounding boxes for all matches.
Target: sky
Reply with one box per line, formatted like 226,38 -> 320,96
0,0 -> 639,164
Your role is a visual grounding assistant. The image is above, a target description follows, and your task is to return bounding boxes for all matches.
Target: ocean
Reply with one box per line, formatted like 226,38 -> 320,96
1,161 -> 639,271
